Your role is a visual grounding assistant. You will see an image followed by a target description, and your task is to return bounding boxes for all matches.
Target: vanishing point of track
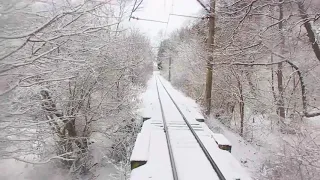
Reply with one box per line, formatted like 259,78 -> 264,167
155,76 -> 226,180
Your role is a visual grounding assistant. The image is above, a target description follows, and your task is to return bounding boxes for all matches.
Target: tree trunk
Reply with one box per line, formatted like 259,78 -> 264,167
40,89 -> 89,170
238,79 -> 245,137
271,54 -> 277,103
168,57 -> 172,82
277,0 -> 286,120
297,1 -> 320,62
204,0 -> 215,115
277,62 -> 285,119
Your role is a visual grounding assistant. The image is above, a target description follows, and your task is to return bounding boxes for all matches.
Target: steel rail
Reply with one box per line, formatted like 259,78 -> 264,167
155,77 -> 179,180
157,76 -> 227,180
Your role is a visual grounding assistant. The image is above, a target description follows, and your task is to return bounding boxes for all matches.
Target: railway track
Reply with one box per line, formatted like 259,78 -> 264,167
155,76 -> 226,180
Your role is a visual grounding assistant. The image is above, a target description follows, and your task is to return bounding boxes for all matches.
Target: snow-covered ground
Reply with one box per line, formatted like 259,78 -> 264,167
152,73 -> 262,177
133,72 -> 256,179
0,127 -> 117,180
206,118 -> 265,176
156,71 -> 320,180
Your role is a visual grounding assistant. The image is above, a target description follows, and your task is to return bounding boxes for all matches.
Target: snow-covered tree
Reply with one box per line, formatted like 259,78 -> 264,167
0,0 -> 152,178
158,0 -> 320,179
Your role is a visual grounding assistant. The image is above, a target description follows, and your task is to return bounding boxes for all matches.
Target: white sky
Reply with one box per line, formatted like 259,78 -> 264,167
129,0 -> 204,47
34,0 -> 204,47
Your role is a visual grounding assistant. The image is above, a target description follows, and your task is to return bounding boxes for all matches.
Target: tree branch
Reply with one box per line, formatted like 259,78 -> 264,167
297,1 -> 320,62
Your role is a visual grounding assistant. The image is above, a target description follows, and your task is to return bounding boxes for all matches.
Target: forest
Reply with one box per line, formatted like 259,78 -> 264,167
157,0 -> 320,179
0,0 -> 153,179
1,0 -> 320,180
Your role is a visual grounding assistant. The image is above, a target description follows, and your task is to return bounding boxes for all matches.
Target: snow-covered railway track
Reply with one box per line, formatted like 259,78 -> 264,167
155,76 -> 226,180
130,73 -> 252,180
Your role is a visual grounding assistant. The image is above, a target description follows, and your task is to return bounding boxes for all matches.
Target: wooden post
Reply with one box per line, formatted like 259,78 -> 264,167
205,0 -> 215,115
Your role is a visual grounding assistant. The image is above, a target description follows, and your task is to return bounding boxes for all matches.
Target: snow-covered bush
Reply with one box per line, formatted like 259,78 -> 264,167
0,0 -> 153,178
261,123 -> 320,180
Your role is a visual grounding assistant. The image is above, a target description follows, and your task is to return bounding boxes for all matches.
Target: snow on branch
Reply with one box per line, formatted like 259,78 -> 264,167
13,152 -> 75,164
212,46 -> 320,118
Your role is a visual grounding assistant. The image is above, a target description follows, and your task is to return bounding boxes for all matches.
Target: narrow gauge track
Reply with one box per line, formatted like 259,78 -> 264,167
155,76 -> 226,180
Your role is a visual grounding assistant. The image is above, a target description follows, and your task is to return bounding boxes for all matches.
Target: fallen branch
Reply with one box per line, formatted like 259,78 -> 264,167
13,153 -> 74,164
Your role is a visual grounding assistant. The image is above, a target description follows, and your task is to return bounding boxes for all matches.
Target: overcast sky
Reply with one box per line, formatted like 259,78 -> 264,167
129,0 -> 204,47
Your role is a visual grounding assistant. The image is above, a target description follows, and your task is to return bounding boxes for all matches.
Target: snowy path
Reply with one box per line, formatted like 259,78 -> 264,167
132,72 -> 252,180
155,73 -> 262,178
156,75 -> 220,180
160,74 -> 262,178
